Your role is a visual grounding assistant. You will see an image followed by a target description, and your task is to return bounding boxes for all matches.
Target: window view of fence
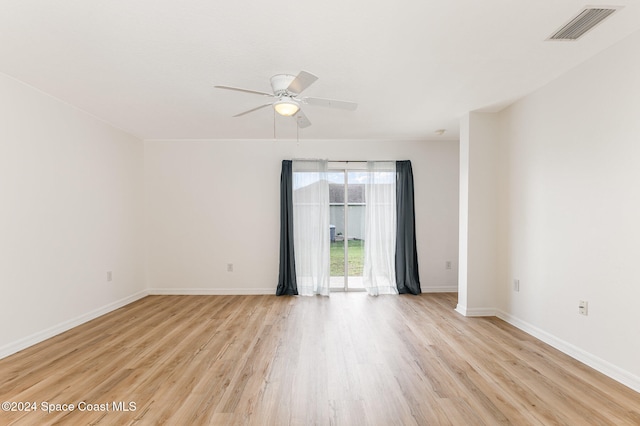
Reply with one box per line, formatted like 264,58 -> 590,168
329,173 -> 366,290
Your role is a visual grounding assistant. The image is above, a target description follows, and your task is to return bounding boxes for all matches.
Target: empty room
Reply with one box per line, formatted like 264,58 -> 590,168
1,1 -> 639,425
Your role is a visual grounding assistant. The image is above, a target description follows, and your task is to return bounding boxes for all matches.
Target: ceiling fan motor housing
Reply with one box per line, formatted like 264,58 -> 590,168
270,74 -> 297,95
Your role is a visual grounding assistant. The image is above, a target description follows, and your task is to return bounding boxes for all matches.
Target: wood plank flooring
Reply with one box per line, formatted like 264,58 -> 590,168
1,293 -> 639,425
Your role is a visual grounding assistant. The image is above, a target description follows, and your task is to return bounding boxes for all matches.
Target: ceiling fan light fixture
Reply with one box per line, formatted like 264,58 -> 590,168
274,97 -> 300,116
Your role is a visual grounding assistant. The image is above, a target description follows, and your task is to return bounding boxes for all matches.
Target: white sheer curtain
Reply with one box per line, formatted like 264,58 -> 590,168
363,161 -> 397,295
292,160 -> 331,296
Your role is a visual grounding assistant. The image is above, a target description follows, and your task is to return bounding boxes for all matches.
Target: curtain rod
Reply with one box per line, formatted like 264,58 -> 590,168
294,159 -> 399,163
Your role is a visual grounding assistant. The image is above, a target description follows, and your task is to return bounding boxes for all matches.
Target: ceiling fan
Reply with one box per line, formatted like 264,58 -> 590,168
214,71 -> 357,128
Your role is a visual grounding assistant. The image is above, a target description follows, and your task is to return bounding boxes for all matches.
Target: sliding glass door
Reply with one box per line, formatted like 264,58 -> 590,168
280,159 -> 417,297
328,164 -> 366,291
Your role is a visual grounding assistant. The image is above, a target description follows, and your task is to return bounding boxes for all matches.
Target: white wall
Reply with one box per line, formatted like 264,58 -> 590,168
0,73 -> 145,357
144,139 -> 459,294
457,112 -> 500,316
494,29 -> 640,389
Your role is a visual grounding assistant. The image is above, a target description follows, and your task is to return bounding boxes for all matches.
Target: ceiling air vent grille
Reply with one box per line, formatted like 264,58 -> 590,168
548,7 -> 619,41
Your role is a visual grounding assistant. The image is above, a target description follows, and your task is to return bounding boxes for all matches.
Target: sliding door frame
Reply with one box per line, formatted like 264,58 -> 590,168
328,161 -> 367,292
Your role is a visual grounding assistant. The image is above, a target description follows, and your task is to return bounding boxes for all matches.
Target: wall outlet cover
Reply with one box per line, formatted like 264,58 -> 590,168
579,300 -> 588,316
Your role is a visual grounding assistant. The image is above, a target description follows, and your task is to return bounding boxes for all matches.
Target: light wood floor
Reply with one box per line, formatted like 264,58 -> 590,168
1,293 -> 639,425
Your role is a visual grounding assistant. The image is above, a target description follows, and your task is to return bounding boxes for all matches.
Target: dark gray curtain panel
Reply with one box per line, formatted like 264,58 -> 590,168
395,160 -> 421,294
276,160 -> 298,295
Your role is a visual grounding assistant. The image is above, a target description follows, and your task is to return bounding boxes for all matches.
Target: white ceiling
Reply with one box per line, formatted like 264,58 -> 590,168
1,0 -> 640,141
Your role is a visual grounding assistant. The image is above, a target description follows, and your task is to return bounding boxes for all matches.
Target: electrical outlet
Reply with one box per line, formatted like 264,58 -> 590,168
579,300 -> 588,316
227,263 -> 234,272
513,279 -> 520,292
445,261 -> 452,270
107,271 -> 113,282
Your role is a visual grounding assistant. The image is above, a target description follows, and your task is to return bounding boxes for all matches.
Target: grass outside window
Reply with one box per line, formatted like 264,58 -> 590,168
330,239 -> 364,276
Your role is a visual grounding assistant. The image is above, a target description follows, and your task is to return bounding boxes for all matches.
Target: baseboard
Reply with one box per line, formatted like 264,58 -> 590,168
423,285 -> 458,293
466,307 -> 497,316
148,287 -> 275,295
455,304 -> 468,316
455,304 -> 496,317
0,290 -> 149,360
496,309 -> 640,393
149,287 -> 457,296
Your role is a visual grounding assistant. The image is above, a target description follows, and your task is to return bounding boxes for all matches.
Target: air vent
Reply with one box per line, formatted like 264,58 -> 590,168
548,7 -> 620,41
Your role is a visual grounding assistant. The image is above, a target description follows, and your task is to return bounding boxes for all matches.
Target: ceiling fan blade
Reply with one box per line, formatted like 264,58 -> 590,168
286,71 -> 318,95
214,85 -> 274,97
295,109 -> 312,128
233,103 -> 273,117
302,96 -> 358,111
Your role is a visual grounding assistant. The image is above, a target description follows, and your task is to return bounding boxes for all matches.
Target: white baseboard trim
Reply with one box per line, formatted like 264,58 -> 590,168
148,287 -> 275,295
423,285 -> 458,293
150,287 -> 457,296
455,304 -> 496,317
466,307 -> 497,317
455,304 -> 468,316
0,290 -> 149,360
495,309 -> 640,393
